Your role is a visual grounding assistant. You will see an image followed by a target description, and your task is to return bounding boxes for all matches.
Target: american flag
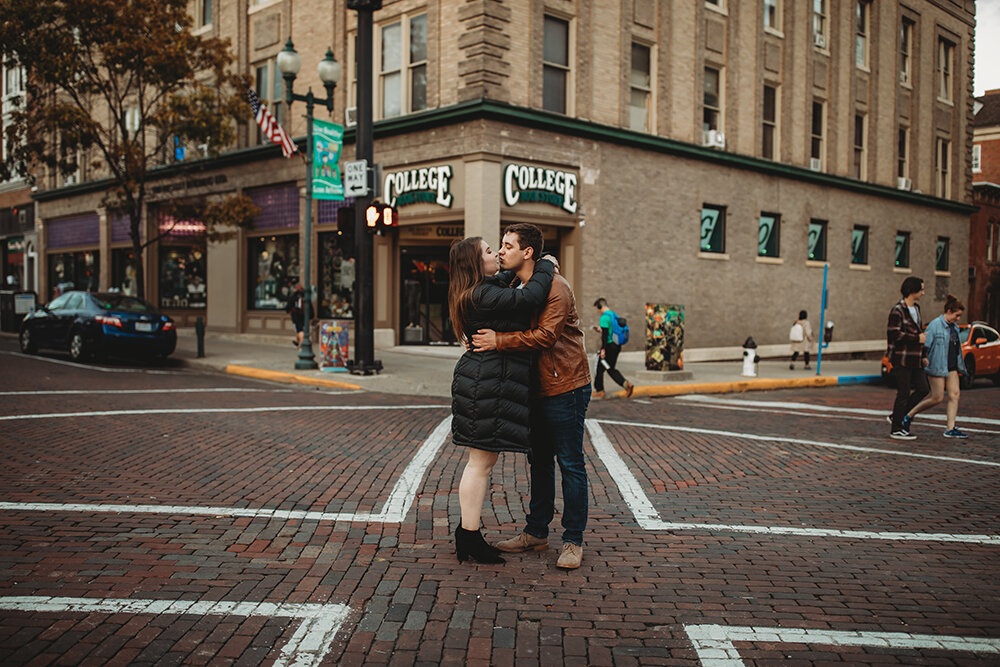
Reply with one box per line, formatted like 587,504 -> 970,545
246,85 -> 298,159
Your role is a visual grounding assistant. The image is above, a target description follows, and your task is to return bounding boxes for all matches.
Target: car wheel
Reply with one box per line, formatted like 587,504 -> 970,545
19,327 -> 36,354
960,355 -> 975,390
69,329 -> 88,362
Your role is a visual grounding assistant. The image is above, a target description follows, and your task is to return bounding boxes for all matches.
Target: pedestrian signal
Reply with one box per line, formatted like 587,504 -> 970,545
364,201 -> 398,234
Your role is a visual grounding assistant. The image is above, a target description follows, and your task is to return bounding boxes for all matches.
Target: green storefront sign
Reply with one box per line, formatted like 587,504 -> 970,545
312,118 -> 344,201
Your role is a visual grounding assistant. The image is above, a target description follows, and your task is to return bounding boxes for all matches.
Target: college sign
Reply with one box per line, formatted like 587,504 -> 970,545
503,163 -> 577,214
383,165 -> 453,208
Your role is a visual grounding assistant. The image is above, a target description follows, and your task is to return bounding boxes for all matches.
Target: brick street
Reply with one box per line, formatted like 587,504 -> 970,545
1,339 -> 998,665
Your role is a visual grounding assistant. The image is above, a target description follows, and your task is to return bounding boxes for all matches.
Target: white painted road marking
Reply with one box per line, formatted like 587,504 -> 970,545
0,416 -> 452,524
0,388 -> 292,396
594,418 -> 1000,468
684,624 -> 1000,666
586,420 -> 1000,545
677,394 -> 1000,426
1,351 -> 182,374
0,404 -> 449,422
0,596 -> 351,667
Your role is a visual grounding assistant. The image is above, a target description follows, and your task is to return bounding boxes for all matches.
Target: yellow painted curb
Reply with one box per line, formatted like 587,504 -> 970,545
610,375 -> 839,399
226,364 -> 363,390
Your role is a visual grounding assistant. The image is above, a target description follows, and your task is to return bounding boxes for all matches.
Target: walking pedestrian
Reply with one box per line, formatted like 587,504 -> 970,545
472,224 -> 593,570
285,284 -> 309,347
886,276 -> 929,440
591,298 -> 634,398
788,310 -> 813,370
448,235 -> 555,564
900,295 -> 969,438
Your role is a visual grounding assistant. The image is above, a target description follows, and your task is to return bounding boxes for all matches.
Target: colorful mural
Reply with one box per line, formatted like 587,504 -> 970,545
645,303 -> 684,371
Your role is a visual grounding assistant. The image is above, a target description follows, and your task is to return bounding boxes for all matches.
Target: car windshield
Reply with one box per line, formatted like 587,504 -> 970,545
93,294 -> 158,314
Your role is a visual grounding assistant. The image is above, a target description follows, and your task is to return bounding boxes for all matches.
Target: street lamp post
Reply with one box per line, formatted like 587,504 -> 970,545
277,39 -> 341,370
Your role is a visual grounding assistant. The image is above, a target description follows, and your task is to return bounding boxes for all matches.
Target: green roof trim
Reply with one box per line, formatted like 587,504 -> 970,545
36,98 -> 975,215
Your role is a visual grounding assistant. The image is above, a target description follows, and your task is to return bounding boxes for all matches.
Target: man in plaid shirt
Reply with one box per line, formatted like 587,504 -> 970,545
887,276 -> 929,439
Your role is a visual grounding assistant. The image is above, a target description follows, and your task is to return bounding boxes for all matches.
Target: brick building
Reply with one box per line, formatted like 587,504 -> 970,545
0,59 -> 36,296
16,0 -> 978,352
970,89 -> 1000,327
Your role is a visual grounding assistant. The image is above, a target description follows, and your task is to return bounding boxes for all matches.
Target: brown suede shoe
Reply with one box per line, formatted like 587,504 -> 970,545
624,382 -> 635,398
495,532 -> 548,553
592,390 -> 605,399
556,543 -> 583,569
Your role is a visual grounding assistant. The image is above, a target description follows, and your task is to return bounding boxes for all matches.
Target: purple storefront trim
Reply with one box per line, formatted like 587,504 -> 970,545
317,198 -> 356,226
47,213 -> 100,249
249,184 -> 300,230
110,214 -> 144,243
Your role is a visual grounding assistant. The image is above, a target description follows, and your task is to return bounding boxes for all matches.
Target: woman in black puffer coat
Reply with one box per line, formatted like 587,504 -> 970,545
448,236 -> 554,563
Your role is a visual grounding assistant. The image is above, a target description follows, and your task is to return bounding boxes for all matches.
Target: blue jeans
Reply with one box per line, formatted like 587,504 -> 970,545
525,385 -> 591,546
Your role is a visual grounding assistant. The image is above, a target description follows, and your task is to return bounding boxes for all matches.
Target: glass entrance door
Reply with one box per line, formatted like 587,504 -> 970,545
400,246 -> 454,345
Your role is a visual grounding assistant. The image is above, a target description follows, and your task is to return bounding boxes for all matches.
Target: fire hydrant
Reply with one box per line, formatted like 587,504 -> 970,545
741,336 -> 759,377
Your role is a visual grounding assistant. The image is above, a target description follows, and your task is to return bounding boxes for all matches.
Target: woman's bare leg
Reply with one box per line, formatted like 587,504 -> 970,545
945,371 -> 961,430
908,375 -> 945,418
458,448 -> 499,530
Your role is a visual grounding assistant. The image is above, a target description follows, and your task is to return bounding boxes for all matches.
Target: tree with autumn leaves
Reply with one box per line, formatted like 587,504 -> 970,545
0,0 -> 260,299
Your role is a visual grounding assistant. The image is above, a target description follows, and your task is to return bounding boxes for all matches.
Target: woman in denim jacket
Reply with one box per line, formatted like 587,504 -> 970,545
903,295 -> 969,438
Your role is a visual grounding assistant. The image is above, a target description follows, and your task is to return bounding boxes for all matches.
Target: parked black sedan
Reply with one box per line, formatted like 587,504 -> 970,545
19,291 -> 176,362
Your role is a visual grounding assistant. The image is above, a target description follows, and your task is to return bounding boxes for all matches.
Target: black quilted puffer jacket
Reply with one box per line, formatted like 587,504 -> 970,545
451,260 -> 554,453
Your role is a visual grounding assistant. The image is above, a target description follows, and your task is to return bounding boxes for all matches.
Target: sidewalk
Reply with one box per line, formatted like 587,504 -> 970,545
174,328 -> 884,398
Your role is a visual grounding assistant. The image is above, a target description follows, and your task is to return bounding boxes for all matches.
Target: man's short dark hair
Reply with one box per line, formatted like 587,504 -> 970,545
900,276 -> 924,298
503,223 -> 544,259
594,298 -> 608,309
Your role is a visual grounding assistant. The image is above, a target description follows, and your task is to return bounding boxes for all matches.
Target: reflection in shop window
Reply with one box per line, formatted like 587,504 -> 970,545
318,231 -> 354,319
111,248 -> 139,296
159,246 -> 206,309
248,234 -> 300,310
48,250 -> 99,299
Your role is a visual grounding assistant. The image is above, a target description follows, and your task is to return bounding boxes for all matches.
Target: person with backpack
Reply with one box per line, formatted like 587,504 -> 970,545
591,298 -> 634,399
788,310 -> 813,370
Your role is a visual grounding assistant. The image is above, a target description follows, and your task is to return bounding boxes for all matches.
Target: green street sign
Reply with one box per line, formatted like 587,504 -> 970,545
313,118 -> 344,201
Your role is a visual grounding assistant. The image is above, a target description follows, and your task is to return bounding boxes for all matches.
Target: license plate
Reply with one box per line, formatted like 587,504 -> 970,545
135,322 -> 154,332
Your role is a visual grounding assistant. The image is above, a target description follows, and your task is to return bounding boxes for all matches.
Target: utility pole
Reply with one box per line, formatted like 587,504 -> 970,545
346,0 -> 383,375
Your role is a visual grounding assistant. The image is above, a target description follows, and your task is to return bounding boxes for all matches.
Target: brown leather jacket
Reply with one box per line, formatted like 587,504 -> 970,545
494,274 -> 592,397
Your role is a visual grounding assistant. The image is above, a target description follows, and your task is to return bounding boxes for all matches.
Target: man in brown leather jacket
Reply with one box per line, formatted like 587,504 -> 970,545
471,223 -> 592,569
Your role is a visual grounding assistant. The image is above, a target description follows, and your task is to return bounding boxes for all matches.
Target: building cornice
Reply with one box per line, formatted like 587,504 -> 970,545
36,99 -> 977,215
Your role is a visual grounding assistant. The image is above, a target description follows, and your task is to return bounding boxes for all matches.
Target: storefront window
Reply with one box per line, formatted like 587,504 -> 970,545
318,231 -> 354,319
3,236 -> 24,288
110,248 -> 139,296
159,246 -> 206,309
248,234 -> 299,310
47,250 -> 98,299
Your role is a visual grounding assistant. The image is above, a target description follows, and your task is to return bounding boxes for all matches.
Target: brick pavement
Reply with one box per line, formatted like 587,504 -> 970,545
1,342 -> 998,665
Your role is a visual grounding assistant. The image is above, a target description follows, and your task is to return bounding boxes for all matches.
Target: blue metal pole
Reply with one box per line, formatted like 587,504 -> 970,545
816,262 -> 828,375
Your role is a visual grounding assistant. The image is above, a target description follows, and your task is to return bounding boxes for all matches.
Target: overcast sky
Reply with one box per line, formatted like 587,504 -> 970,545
976,0 -> 1000,96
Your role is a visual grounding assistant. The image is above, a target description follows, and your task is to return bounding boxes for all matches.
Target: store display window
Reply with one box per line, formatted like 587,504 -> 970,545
159,246 -> 206,309
318,231 -> 355,319
47,250 -> 98,299
248,234 -> 300,310
110,248 -> 139,296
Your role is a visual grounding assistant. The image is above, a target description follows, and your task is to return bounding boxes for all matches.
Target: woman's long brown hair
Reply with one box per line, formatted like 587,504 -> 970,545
448,237 -> 485,342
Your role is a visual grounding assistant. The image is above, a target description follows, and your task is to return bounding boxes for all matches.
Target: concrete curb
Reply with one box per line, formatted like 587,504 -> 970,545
224,364 -> 364,390
604,374 -> 884,399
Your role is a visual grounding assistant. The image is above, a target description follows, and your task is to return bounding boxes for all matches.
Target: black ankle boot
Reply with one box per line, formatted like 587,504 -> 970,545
455,526 -> 505,564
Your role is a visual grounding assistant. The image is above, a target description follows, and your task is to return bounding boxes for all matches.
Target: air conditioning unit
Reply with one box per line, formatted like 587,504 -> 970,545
899,70 -> 909,84
701,129 -> 725,149
345,106 -> 357,127
197,143 -> 209,158
897,176 -> 912,191
809,158 -> 822,171
63,173 -> 78,186
814,32 -> 826,49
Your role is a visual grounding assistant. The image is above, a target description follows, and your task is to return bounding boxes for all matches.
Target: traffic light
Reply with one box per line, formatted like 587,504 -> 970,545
364,201 -> 398,234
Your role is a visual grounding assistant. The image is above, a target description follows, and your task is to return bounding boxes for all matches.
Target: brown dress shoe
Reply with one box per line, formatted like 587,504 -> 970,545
495,532 -> 548,553
592,390 -> 605,399
556,543 -> 583,569
624,381 -> 635,398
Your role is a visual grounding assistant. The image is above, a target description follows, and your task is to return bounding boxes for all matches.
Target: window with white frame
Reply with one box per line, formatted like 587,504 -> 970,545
853,113 -> 866,180
855,1 -> 869,68
764,0 -> 781,31
936,138 -> 951,198
813,0 -> 828,48
379,13 -> 427,119
198,0 -> 212,28
543,15 -> 570,114
253,61 -> 282,144
1,59 -> 25,165
703,67 -> 721,132
897,126 -> 909,179
706,0 -> 724,9
900,19 -> 913,85
762,84 -> 777,159
937,38 -> 954,103
629,42 -> 652,132
973,144 -> 982,173
810,99 -> 824,166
